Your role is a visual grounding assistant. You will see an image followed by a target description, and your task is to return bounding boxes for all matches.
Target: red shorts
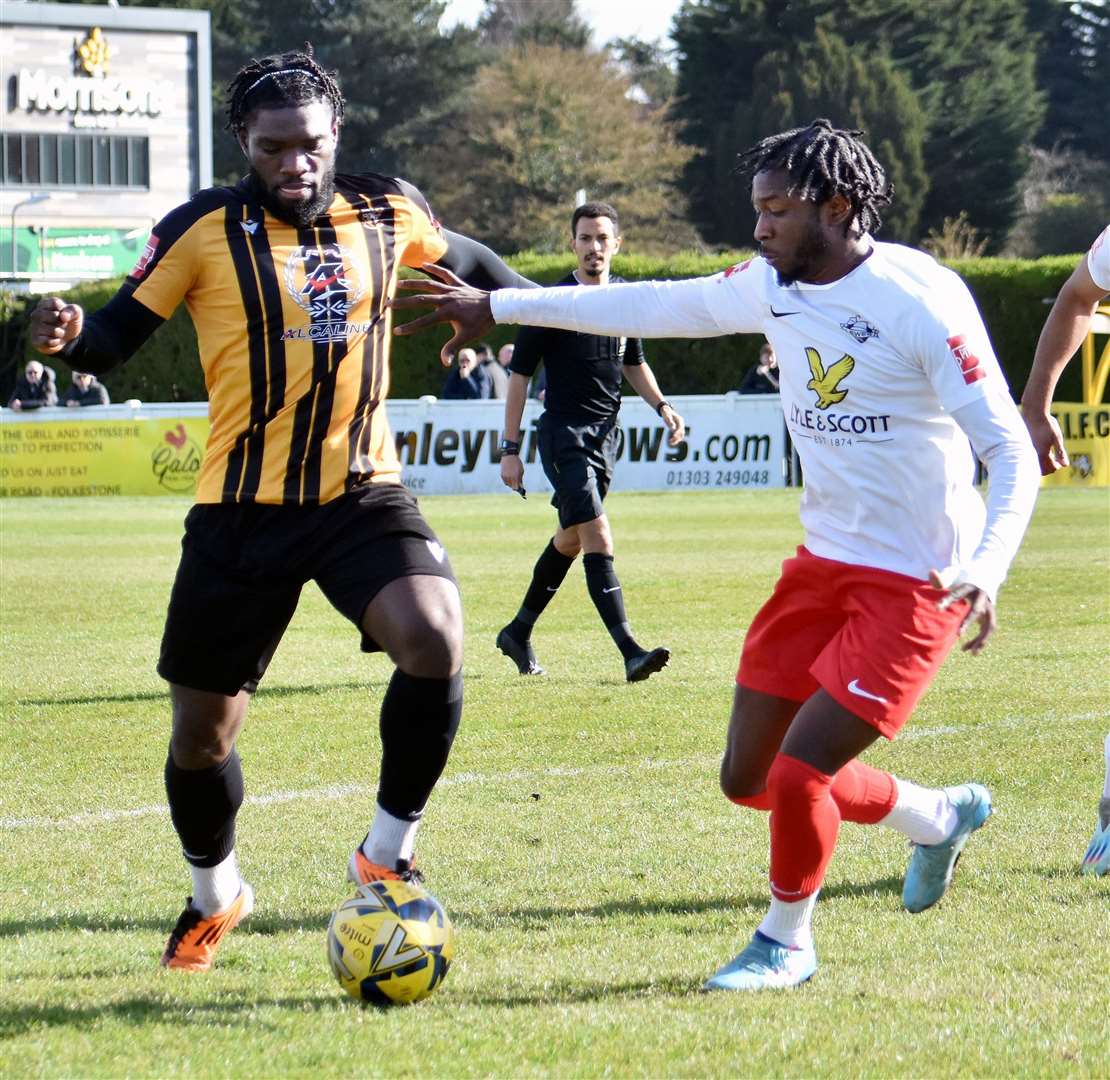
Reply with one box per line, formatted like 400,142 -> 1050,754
737,547 -> 968,738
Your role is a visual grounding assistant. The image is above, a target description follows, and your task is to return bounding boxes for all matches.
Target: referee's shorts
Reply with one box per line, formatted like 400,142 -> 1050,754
158,483 -> 456,696
538,413 -> 620,529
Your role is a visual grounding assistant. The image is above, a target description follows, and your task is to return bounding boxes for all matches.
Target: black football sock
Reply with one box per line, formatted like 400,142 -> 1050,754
583,552 -> 643,661
164,748 -> 243,868
509,539 -> 575,640
377,670 -> 463,820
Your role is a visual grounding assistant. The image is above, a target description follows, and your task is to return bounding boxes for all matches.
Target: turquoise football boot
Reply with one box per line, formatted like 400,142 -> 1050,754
1080,819 -> 1110,876
902,783 -> 992,913
703,931 -> 817,992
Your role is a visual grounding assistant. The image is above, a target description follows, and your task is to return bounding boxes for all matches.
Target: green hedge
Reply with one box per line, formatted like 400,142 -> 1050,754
6,251 -> 1084,403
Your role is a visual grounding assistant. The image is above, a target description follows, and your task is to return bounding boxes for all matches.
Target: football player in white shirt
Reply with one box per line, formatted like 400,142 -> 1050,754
394,120 -> 1041,989
1020,224 -> 1110,876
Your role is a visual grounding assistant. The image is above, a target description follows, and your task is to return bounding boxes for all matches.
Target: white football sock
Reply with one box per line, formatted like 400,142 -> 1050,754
878,777 -> 958,846
758,893 -> 818,950
362,804 -> 421,867
1101,732 -> 1110,801
190,850 -> 242,916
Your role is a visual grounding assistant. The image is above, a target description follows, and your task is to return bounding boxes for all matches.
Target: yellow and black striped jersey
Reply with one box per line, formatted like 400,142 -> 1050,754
123,173 -> 447,505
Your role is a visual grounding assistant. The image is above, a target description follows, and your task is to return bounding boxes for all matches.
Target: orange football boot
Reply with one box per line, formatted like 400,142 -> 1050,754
347,847 -> 423,886
160,883 -> 254,971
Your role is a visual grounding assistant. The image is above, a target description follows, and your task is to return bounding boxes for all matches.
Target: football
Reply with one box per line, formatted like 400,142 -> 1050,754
326,879 -> 456,1006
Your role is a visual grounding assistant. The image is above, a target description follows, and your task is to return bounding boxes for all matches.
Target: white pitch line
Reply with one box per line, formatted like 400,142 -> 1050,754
0,758 -> 717,832
3,711 -> 1103,832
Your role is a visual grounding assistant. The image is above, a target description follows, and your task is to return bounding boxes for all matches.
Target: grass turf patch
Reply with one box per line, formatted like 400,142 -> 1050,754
1,488 -> 1107,1077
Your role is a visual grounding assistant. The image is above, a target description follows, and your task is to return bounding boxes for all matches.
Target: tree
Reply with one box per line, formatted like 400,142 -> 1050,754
672,0 -> 1044,250
707,29 -> 927,246
852,0 -> 1045,249
1006,146 -> 1110,255
476,0 -> 591,49
422,44 -> 697,254
606,37 -> 678,110
1028,0 -> 1110,161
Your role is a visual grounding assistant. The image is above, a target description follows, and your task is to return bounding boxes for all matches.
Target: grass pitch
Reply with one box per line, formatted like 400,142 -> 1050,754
1,488 -> 1108,1078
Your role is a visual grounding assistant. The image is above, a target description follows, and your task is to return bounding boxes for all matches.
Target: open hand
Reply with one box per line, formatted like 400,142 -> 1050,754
392,264 -> 495,366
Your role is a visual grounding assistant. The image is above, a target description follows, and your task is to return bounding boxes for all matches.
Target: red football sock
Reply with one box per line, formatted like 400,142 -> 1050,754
767,752 -> 840,901
831,759 -> 898,825
729,759 -> 896,824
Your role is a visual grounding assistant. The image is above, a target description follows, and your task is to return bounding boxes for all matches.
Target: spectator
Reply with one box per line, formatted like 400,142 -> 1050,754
477,341 -> 510,399
7,359 -> 58,410
737,342 -> 779,394
442,346 -> 492,399
478,342 -> 509,399
62,370 -> 111,407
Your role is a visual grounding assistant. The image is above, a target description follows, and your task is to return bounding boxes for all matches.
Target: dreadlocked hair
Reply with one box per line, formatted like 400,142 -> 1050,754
734,118 -> 893,236
226,45 -> 345,136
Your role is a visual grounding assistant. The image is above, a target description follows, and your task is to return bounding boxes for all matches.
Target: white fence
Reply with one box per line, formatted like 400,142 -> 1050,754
0,394 -> 788,497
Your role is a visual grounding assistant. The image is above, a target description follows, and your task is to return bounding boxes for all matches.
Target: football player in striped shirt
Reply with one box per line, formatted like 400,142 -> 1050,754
29,47 -> 532,971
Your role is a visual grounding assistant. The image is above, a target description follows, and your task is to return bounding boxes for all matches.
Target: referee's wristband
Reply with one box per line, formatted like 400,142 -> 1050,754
655,400 -> 671,417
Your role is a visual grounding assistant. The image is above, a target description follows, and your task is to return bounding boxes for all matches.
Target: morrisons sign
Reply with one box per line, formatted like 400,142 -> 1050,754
16,68 -> 166,117
15,28 -> 167,119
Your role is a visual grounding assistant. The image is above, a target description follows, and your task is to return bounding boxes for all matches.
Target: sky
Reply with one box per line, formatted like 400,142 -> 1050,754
441,0 -> 684,48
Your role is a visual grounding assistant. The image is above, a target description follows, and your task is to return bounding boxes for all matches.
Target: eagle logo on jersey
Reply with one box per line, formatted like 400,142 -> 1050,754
284,243 -> 366,323
806,347 -> 855,409
840,314 -> 879,343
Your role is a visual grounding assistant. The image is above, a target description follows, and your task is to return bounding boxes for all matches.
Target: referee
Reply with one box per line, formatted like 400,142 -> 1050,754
496,202 -> 685,681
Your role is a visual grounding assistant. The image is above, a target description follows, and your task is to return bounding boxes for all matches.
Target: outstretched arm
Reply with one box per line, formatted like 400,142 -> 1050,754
1020,257 -> 1107,474
393,266 -> 734,364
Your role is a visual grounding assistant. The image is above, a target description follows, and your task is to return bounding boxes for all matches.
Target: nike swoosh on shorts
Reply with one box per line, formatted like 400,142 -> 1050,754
847,678 -> 888,704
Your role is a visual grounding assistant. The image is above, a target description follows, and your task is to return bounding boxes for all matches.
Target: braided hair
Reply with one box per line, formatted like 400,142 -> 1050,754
734,119 -> 892,236
225,46 -> 345,136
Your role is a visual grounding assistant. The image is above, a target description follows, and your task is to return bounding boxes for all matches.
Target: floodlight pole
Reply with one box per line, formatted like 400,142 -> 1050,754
9,193 -> 51,277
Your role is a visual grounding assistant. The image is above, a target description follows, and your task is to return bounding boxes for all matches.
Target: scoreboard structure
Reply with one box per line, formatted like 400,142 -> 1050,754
0,2 -> 211,287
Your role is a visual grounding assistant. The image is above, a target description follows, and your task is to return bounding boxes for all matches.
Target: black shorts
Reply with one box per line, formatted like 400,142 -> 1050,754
537,414 -> 620,529
158,484 -> 456,696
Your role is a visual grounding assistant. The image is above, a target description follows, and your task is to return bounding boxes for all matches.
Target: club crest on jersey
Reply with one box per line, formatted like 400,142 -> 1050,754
840,314 -> 879,343
806,347 -> 854,409
358,207 -> 384,228
282,243 -> 369,341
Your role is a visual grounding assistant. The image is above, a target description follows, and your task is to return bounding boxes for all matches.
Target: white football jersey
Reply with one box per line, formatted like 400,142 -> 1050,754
494,242 -> 1024,584
1087,225 -> 1110,293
